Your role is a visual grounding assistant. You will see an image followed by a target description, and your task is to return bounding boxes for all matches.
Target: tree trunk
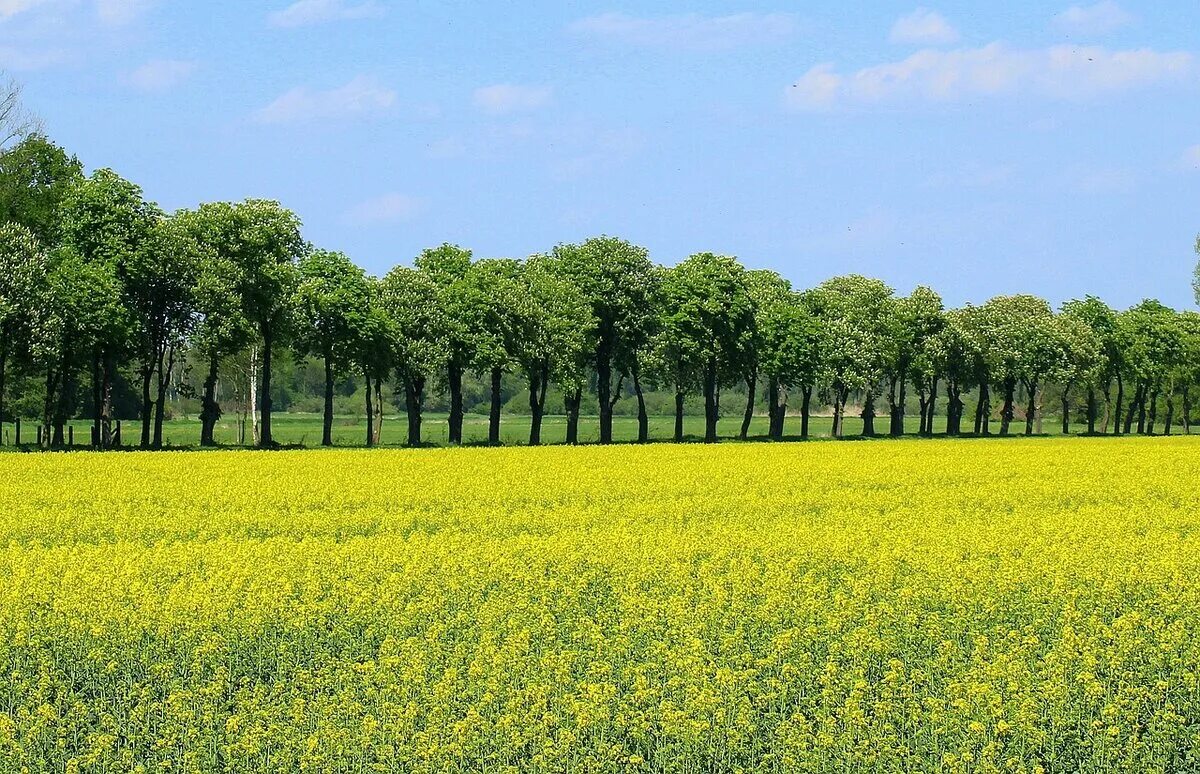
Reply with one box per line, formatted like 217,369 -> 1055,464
101,351 -> 114,448
140,363 -> 153,448
42,367 -> 56,450
0,349 -> 5,446
1184,384 -> 1192,435
926,378 -> 939,437
1061,387 -> 1071,436
373,376 -> 383,445
832,384 -> 846,438
201,355 -> 220,447
674,390 -> 685,442
92,351 -> 102,449
597,343 -> 613,444
1135,384 -> 1148,435
800,386 -> 812,440
999,378 -> 1015,436
488,366 -> 502,446
917,391 -> 929,436
152,346 -> 169,449
259,329 -> 273,448
1024,380 -> 1038,436
740,370 -> 756,441
1164,395 -> 1174,436
767,377 -> 784,440
448,362 -> 464,444
947,385 -> 963,436
363,367 -> 374,447
633,365 -> 648,443
1086,386 -> 1097,435
976,382 -> 991,435
528,363 -> 548,446
1114,375 -> 1125,435
702,358 -> 718,443
405,375 -> 424,446
861,391 -> 877,437
1147,389 -> 1159,435
891,377 -> 907,437
322,354 -> 335,446
565,387 -> 581,444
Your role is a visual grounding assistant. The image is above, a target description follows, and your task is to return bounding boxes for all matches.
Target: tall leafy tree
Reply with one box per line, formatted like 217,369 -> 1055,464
810,275 -> 894,438
657,253 -> 754,443
1119,300 -> 1182,435
0,223 -> 47,436
518,255 -> 592,445
31,248 -> 124,447
936,309 -> 980,436
125,214 -> 200,448
57,169 -> 155,447
1059,297 -> 1117,434
886,286 -> 944,437
414,243 -> 473,444
377,267 -> 443,447
744,273 -> 822,440
553,236 -> 656,444
293,250 -> 371,446
460,258 -> 529,446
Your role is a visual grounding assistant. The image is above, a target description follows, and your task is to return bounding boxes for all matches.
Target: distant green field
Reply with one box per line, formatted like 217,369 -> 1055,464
1,411 -> 1099,448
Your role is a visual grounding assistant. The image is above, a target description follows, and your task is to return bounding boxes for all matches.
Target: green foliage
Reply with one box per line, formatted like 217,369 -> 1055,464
0,133 -> 83,245
293,249 -> 371,372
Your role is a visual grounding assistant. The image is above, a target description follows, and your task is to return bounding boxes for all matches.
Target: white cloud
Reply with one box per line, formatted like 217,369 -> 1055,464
254,75 -> 396,123
95,0 -> 155,25
127,58 -> 195,91
344,193 -> 421,224
890,8 -> 959,46
0,0 -> 50,19
1181,145 -> 1200,171
1054,1 -> 1133,36
570,12 -> 797,51
786,43 -> 1194,110
268,0 -> 383,28
472,83 -> 552,115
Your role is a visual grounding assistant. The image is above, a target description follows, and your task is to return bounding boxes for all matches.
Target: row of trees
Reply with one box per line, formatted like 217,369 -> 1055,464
2,131 -> 1200,449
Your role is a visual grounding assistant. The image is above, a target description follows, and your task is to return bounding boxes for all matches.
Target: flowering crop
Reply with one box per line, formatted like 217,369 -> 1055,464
2,438 -> 1200,772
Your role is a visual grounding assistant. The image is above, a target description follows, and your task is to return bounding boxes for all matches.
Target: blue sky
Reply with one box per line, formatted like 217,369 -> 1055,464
6,0 -> 1200,308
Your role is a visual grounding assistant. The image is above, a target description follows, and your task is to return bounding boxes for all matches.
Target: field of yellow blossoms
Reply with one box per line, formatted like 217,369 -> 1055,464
2,438 -> 1200,772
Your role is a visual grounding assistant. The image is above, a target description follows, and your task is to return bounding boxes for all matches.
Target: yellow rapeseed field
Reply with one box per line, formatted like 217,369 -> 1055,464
2,438 -> 1200,772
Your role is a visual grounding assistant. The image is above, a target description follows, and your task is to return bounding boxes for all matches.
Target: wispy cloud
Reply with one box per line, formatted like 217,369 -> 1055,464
268,0 -> 383,28
344,192 -> 422,224
127,58 -> 196,91
0,0 -> 156,68
95,0 -> 155,25
890,8 -> 959,46
472,83 -> 552,115
254,75 -> 396,123
570,12 -> 797,51
1054,1 -> 1133,36
787,43 -> 1194,110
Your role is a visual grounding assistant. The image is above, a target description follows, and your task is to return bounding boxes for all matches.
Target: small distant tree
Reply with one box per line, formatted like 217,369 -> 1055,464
293,250 -> 371,446
891,286 -> 944,437
1059,297 -> 1116,434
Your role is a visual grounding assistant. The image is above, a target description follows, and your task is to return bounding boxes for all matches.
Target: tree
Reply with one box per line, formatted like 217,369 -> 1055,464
460,258 -> 529,446
1119,300 -> 1182,435
57,169 -> 155,447
125,214 -> 200,448
553,237 -> 656,444
657,253 -> 754,443
0,223 -> 47,437
886,286 -> 944,437
414,244 -> 473,444
356,280 -> 393,447
30,248 -> 124,447
1174,312 -> 1200,434
971,295 -> 1054,436
1059,297 -> 1117,434
741,270 -> 787,441
518,255 -> 592,445
0,133 -> 83,245
216,200 -> 305,448
809,275 -> 894,438
744,273 -> 822,440
293,250 -> 370,446
933,309 -> 979,436
377,267 -> 443,447
649,264 -> 704,443
0,74 -> 40,149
